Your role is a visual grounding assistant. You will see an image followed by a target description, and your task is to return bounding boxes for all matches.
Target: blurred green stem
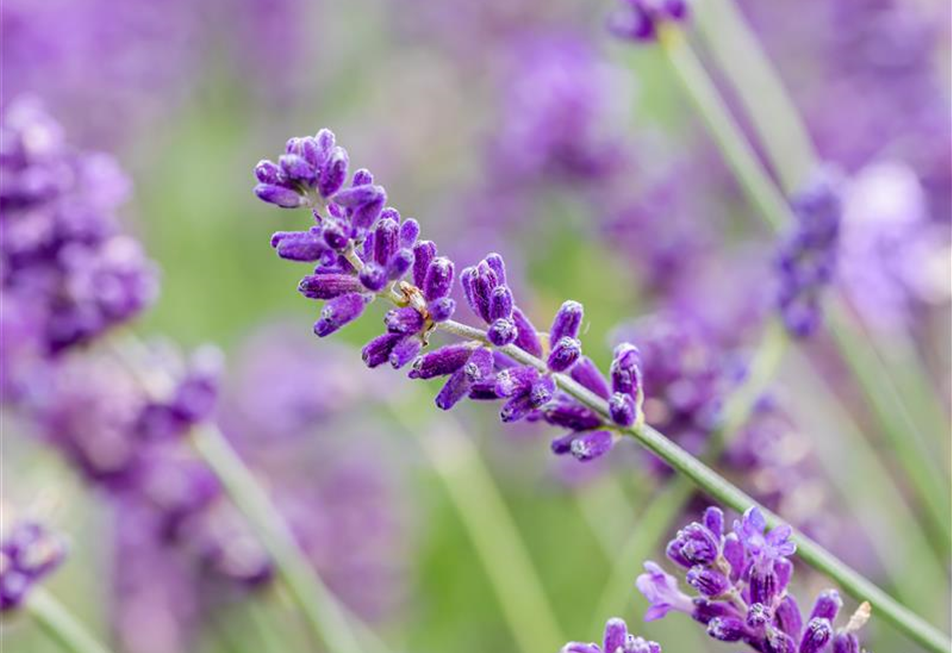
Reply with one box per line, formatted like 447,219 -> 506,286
25,588 -> 112,653
433,318 -> 951,653
656,23 -> 951,548
387,398 -> 565,653
191,424 -> 380,653
590,319 -> 786,629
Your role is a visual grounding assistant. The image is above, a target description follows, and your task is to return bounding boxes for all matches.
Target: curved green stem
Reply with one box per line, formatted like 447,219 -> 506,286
24,588 -> 113,653
656,23 -> 951,548
386,398 -> 564,653
432,318 -> 951,653
190,424 -> 381,653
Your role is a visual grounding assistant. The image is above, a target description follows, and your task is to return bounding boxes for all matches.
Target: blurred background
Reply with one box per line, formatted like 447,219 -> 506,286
2,0 -> 950,651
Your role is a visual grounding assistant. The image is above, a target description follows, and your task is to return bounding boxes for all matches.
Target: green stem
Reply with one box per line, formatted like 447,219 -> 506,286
657,24 -> 951,548
433,318 -> 951,653
387,399 -> 565,653
590,319 -> 786,629
24,588 -> 113,653
190,424 -> 380,653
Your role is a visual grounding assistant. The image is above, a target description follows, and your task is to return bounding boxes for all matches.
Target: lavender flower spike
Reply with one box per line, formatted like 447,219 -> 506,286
562,617 -> 662,653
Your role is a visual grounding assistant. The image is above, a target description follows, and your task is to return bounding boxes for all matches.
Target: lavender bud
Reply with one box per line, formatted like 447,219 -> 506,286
372,219 -> 399,267
428,297 -> 456,323
547,337 -> 582,372
412,241 -> 437,287
500,393 -> 535,422
332,184 -> 385,209
775,596 -> 804,641
424,257 -> 455,302
255,159 -> 282,184
550,432 -> 577,455
318,146 -> 348,198
460,267 -> 479,318
808,590 -> 842,622
766,631 -> 798,653
390,337 -> 422,369
468,381 -> 500,401
609,392 -> 636,427
359,262 -> 388,292
529,375 -> 556,408
362,333 -> 404,368
550,300 -> 584,342
570,356 -> 611,399
542,400 -> 602,431
570,430 -> 614,462
465,348 -> 494,381
746,603 -> 771,628
832,634 -> 859,653
495,366 -> 539,398
610,343 -> 643,396
722,533 -> 745,580
703,507 -> 724,539
300,136 -> 323,168
436,350 -> 493,411
484,253 -> 507,285
298,273 -> 363,300
489,286 -> 514,321
272,229 -> 329,262
385,306 -> 425,334
378,206 -> 398,221
351,168 -> 374,186
399,218 -> 420,247
470,263 -> 498,323
668,523 -> 720,568
256,184 -> 303,208
313,292 -> 369,337
488,318 -> 518,346
321,218 -> 350,250
410,344 -> 476,379
691,598 -> 734,625
687,567 -> 730,597
799,618 -> 833,653
387,248 -> 414,280
749,565 -> 779,606
512,307 -> 544,358
707,617 -> 747,642
315,128 -> 335,153
279,153 -> 315,184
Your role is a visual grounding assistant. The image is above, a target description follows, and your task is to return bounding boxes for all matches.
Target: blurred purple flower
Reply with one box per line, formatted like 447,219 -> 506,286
0,520 -> 67,611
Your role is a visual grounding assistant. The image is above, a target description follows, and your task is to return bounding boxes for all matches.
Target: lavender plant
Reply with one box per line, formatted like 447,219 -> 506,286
637,505 -> 870,653
252,128 -> 949,651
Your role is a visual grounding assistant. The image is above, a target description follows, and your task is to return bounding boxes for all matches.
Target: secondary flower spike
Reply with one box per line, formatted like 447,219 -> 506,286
636,505 -> 871,652
252,129 -> 648,463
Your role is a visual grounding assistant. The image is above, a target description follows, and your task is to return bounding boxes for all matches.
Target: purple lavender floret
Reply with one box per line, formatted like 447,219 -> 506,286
561,617 -> 662,653
775,167 -> 844,338
608,0 -> 691,43
608,343 -> 644,427
637,505 -> 871,653
0,97 -> 158,360
0,520 -> 67,611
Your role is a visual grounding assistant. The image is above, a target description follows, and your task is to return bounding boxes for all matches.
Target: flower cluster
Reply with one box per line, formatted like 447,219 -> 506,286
775,169 -> 843,338
254,130 -> 648,464
0,521 -> 67,611
0,97 -> 157,358
637,505 -> 869,652
562,617 -> 661,653
608,0 -> 690,42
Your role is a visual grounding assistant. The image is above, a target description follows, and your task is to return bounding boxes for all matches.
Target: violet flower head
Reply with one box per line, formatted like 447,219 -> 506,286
0,520 -> 67,611
561,617 -> 662,653
609,0 -> 691,43
637,505 -> 870,653
0,97 -> 158,358
775,167 -> 844,338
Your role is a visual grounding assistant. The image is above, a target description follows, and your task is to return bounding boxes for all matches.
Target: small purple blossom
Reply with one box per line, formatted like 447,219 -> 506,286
561,617 -> 662,653
608,0 -> 691,43
0,520 -> 67,611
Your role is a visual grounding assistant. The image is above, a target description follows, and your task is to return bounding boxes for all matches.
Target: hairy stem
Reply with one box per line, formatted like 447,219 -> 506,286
25,588 -> 113,653
656,22 -> 951,548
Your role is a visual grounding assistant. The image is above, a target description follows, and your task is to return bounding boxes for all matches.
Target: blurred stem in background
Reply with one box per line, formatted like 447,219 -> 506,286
24,588 -> 113,653
589,318 -> 786,630
108,335 -> 379,653
656,20 -> 952,549
786,348 -> 949,623
695,0 -> 952,471
385,396 -> 565,653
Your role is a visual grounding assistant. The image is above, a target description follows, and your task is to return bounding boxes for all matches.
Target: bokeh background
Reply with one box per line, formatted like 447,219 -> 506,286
2,0 -> 950,651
